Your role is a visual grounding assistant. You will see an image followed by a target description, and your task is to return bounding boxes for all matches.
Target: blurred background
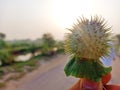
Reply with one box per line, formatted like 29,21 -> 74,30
0,0 -> 120,90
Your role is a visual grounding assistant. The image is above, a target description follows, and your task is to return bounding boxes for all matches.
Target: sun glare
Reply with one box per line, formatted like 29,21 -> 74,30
53,0 -> 93,28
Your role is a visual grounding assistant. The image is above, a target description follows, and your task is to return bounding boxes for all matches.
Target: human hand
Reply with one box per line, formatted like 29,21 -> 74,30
69,79 -> 102,90
69,80 -> 80,90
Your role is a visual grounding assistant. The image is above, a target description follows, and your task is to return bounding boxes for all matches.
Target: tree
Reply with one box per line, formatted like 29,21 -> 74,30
115,34 -> 120,53
41,33 -> 55,55
116,34 -> 120,45
0,33 -> 6,40
0,40 -> 7,49
0,50 -> 14,66
42,33 -> 55,47
0,33 -> 6,49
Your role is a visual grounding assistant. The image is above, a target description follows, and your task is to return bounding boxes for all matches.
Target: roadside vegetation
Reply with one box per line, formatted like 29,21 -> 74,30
112,34 -> 120,55
0,32 -> 64,88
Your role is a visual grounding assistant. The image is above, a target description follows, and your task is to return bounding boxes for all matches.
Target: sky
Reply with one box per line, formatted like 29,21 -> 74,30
0,0 -> 120,40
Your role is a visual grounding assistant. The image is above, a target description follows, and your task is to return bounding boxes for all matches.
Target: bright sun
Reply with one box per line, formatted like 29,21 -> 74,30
53,0 -> 94,28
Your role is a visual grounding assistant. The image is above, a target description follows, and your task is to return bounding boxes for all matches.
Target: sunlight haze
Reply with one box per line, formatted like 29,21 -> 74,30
0,0 -> 120,40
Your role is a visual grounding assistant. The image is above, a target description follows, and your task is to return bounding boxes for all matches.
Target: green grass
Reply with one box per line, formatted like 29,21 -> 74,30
0,54 -> 43,74
11,54 -> 43,72
11,50 -> 62,70
0,51 -> 63,74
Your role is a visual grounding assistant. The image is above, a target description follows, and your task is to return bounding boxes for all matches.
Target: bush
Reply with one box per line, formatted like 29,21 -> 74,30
0,50 -> 14,66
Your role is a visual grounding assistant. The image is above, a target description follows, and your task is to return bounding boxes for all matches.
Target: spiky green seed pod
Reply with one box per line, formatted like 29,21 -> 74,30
64,16 -> 112,82
64,16 -> 111,60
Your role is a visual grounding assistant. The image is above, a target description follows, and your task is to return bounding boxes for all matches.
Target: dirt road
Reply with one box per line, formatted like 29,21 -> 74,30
3,54 -> 120,90
4,54 -> 78,90
16,55 -> 77,90
111,56 -> 120,84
